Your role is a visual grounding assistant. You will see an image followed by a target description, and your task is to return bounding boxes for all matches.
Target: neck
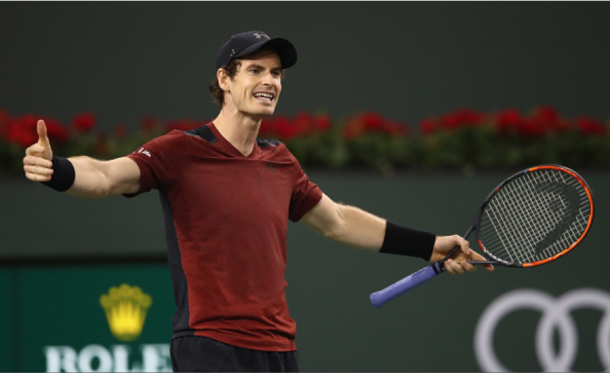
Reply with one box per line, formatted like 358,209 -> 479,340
213,106 -> 262,156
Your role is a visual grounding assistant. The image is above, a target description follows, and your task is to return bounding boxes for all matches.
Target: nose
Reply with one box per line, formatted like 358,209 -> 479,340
262,71 -> 274,86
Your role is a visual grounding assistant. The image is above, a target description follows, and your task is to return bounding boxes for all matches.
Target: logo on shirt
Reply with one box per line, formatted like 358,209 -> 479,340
266,163 -> 275,172
136,148 -> 152,157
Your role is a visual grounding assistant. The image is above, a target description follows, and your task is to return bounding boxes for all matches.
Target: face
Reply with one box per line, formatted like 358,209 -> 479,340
220,50 -> 283,119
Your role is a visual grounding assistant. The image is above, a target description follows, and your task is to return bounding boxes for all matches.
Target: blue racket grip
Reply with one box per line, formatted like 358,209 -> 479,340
370,263 -> 442,308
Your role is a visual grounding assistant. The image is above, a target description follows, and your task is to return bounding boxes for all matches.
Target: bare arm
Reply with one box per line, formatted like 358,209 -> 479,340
301,193 -> 494,274
65,156 -> 141,198
23,120 -> 141,198
300,194 -> 386,251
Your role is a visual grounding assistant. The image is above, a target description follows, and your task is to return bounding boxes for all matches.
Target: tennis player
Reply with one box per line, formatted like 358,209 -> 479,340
23,30 -> 493,372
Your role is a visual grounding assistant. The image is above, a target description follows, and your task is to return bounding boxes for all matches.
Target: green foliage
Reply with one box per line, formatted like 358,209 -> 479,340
2,107 -> 608,175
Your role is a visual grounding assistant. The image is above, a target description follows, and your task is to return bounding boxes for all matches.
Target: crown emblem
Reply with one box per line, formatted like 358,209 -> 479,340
99,284 -> 152,342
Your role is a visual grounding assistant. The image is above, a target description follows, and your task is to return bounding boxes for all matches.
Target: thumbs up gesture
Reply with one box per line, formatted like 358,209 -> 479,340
23,120 -> 55,182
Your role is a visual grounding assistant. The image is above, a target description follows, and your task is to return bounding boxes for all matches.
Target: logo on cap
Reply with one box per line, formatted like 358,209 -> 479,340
253,32 -> 270,40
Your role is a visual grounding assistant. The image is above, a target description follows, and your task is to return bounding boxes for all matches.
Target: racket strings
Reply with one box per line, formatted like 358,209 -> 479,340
484,175 -> 558,263
515,172 -> 571,258
495,171 -> 588,262
478,169 -> 591,265
499,172 -> 587,262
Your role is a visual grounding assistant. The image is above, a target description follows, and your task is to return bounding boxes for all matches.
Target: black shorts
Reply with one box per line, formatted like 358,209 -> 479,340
170,336 -> 299,372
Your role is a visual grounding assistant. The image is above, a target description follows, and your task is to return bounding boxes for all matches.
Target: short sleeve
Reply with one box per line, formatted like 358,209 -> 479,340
124,131 -> 187,197
288,155 -> 323,222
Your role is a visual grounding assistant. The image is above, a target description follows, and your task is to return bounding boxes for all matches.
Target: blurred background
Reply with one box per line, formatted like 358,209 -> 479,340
1,2 -> 609,372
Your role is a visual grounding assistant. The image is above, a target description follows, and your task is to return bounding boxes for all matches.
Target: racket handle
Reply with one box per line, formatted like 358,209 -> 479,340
370,263 -> 442,308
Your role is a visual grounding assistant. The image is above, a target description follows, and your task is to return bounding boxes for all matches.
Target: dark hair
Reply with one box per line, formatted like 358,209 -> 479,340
209,50 -> 287,108
209,59 -> 241,108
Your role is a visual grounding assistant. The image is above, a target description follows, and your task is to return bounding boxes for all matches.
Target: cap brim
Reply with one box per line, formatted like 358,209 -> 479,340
234,37 -> 297,69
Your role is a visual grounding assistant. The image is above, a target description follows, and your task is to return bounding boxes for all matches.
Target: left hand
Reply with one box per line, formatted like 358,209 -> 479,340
429,235 -> 494,275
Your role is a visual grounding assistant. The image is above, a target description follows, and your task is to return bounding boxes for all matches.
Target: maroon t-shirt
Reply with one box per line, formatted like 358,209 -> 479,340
125,123 -> 323,351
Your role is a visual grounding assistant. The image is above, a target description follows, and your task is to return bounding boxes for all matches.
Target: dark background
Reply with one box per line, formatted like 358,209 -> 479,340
1,2 -> 609,131
2,173 -> 609,372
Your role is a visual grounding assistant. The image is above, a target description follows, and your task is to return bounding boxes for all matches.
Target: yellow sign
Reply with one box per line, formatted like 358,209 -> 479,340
99,284 -> 152,342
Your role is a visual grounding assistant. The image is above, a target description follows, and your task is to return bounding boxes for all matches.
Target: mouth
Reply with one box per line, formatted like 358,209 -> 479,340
253,92 -> 276,103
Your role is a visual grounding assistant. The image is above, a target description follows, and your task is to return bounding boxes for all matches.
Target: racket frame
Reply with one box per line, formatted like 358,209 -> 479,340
370,164 -> 595,308
470,164 -> 595,268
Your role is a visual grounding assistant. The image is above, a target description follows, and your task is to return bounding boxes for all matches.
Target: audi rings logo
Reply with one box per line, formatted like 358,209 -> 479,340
474,288 -> 610,372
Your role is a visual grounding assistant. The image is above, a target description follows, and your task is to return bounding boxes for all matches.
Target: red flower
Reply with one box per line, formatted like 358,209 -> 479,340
260,114 -> 329,138
342,112 -> 406,138
114,123 -> 128,139
440,113 -> 459,130
533,106 -> 569,132
7,114 -> 38,148
341,115 -> 365,140
534,106 -> 559,123
93,133 -> 110,156
313,114 -> 331,132
274,116 -> 299,140
576,117 -> 605,136
361,112 -> 384,131
42,117 -> 68,143
7,127 -> 37,149
457,109 -> 483,127
294,112 -> 312,135
382,120 -> 408,136
519,117 -> 546,137
141,116 -> 158,131
496,109 -> 523,133
72,113 -> 96,133
0,109 -> 9,138
5,114 -> 68,147
419,118 -> 436,135
440,109 -> 483,130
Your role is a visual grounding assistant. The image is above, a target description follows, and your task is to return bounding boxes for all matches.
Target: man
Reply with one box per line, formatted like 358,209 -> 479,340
23,30 -> 493,372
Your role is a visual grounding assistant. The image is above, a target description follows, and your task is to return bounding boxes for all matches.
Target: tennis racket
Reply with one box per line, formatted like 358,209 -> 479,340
370,165 -> 594,308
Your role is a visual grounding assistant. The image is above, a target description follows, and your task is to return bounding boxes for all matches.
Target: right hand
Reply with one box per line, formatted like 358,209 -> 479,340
23,120 -> 54,182
430,235 -> 494,275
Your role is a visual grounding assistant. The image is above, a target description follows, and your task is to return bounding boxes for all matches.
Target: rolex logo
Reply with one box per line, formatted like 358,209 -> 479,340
99,284 -> 152,342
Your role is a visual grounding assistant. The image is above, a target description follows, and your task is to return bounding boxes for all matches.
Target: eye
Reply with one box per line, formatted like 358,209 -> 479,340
272,70 -> 281,78
250,68 -> 260,74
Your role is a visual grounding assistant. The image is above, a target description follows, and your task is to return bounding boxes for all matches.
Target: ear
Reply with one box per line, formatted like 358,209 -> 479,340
217,68 -> 230,92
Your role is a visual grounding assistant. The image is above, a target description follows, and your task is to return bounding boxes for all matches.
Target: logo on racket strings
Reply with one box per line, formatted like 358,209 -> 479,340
533,182 -> 580,255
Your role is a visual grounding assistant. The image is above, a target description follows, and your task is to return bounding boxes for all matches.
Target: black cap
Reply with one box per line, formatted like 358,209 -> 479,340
215,30 -> 297,70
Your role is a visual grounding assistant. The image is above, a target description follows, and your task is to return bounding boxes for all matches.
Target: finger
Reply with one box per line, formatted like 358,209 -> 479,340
23,154 -> 53,168
37,120 -> 50,147
24,168 -> 52,182
445,259 -> 464,275
450,259 -> 466,274
461,261 -> 476,272
26,174 -> 52,182
444,261 -> 456,275
25,144 -> 46,157
24,164 -> 54,176
465,250 -> 494,272
452,260 -> 466,274
457,236 -> 471,256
